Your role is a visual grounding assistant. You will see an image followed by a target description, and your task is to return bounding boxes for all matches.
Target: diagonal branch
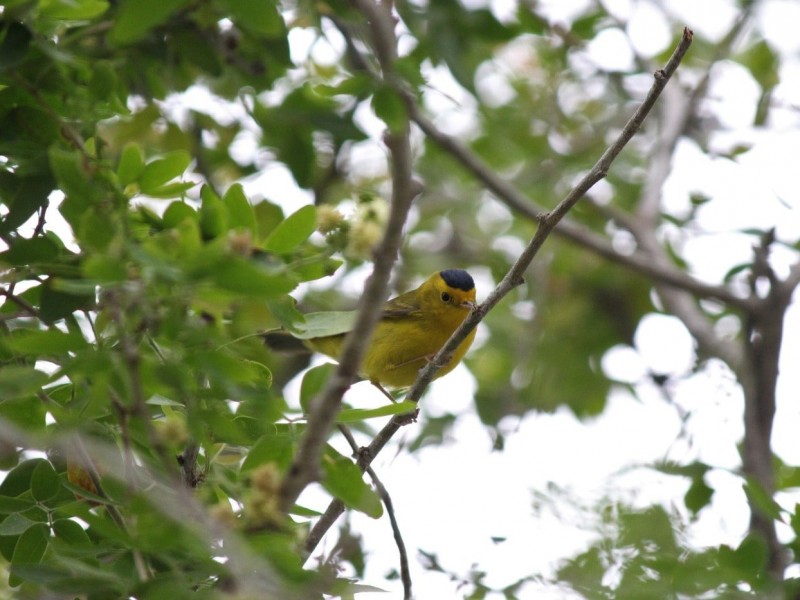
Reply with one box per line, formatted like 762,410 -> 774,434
305,27 -> 694,553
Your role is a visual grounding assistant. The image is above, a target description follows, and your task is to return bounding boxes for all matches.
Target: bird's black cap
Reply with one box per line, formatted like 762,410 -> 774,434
439,269 -> 474,291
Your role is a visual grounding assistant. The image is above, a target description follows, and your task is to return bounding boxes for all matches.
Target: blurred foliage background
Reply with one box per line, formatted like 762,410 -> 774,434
1,0 -> 799,597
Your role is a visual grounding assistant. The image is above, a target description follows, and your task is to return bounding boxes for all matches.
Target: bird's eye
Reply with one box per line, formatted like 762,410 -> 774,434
441,291 -> 451,302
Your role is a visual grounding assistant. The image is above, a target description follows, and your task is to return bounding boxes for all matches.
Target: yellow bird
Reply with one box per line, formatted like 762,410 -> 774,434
271,270 -> 477,389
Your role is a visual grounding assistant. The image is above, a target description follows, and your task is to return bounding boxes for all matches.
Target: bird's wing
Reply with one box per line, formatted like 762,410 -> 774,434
381,289 -> 423,319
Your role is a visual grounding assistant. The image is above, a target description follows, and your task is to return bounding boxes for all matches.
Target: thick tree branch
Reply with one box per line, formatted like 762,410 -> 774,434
277,0 -> 419,513
305,27 -> 694,553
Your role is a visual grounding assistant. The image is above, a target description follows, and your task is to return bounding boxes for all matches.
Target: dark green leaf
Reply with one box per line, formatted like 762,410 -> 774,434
0,22 -> 32,71
0,496 -> 34,514
52,518 -> 91,547
0,235 -> 59,266
30,461 -> 60,503
0,176 -> 53,236
221,0 -> 285,37
0,459 -> 47,497
684,475 -> 714,516
109,0 -> 192,44
9,523 -> 49,587
39,280 -> 94,324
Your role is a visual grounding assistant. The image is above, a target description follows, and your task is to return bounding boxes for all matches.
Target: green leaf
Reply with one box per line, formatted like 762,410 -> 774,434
719,535 -> 769,585
223,183 -> 256,232
0,513 -> 37,536
0,366 -> 48,399
743,478 -> 784,521
264,205 -> 317,253
0,236 -> 60,266
0,175 -> 54,236
199,186 -> 228,238
40,281 -> 94,323
117,142 -> 145,186
321,448 -> 383,518
266,295 -> 306,330
140,180 -> 195,199
3,328 -> 87,355
9,523 -> 49,587
254,200 -> 284,242
211,259 -> 297,297
0,22 -> 32,71
30,461 -> 60,503
52,519 -> 91,547
139,150 -> 192,195
220,0 -> 285,36
684,475 -> 714,516
0,397 -> 47,431
291,311 -> 355,339
109,0 -> 192,45
49,146 -> 100,207
0,459 -> 47,497
241,425 -> 298,473
39,0 -> 109,21
738,39 -> 779,91
371,86 -> 407,134
337,401 -> 418,423
300,363 -> 336,414
0,496 -> 35,514
163,199 -> 198,228
82,255 -> 128,283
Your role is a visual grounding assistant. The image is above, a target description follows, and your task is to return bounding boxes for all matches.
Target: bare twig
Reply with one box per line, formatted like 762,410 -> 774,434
277,0 -> 420,513
338,425 -> 412,599
305,27 -> 694,553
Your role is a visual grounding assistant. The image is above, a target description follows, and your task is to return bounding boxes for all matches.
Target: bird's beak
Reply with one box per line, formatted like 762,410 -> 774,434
461,300 -> 476,310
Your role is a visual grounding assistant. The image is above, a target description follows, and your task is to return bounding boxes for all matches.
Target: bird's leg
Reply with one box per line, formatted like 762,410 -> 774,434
370,379 -> 397,403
